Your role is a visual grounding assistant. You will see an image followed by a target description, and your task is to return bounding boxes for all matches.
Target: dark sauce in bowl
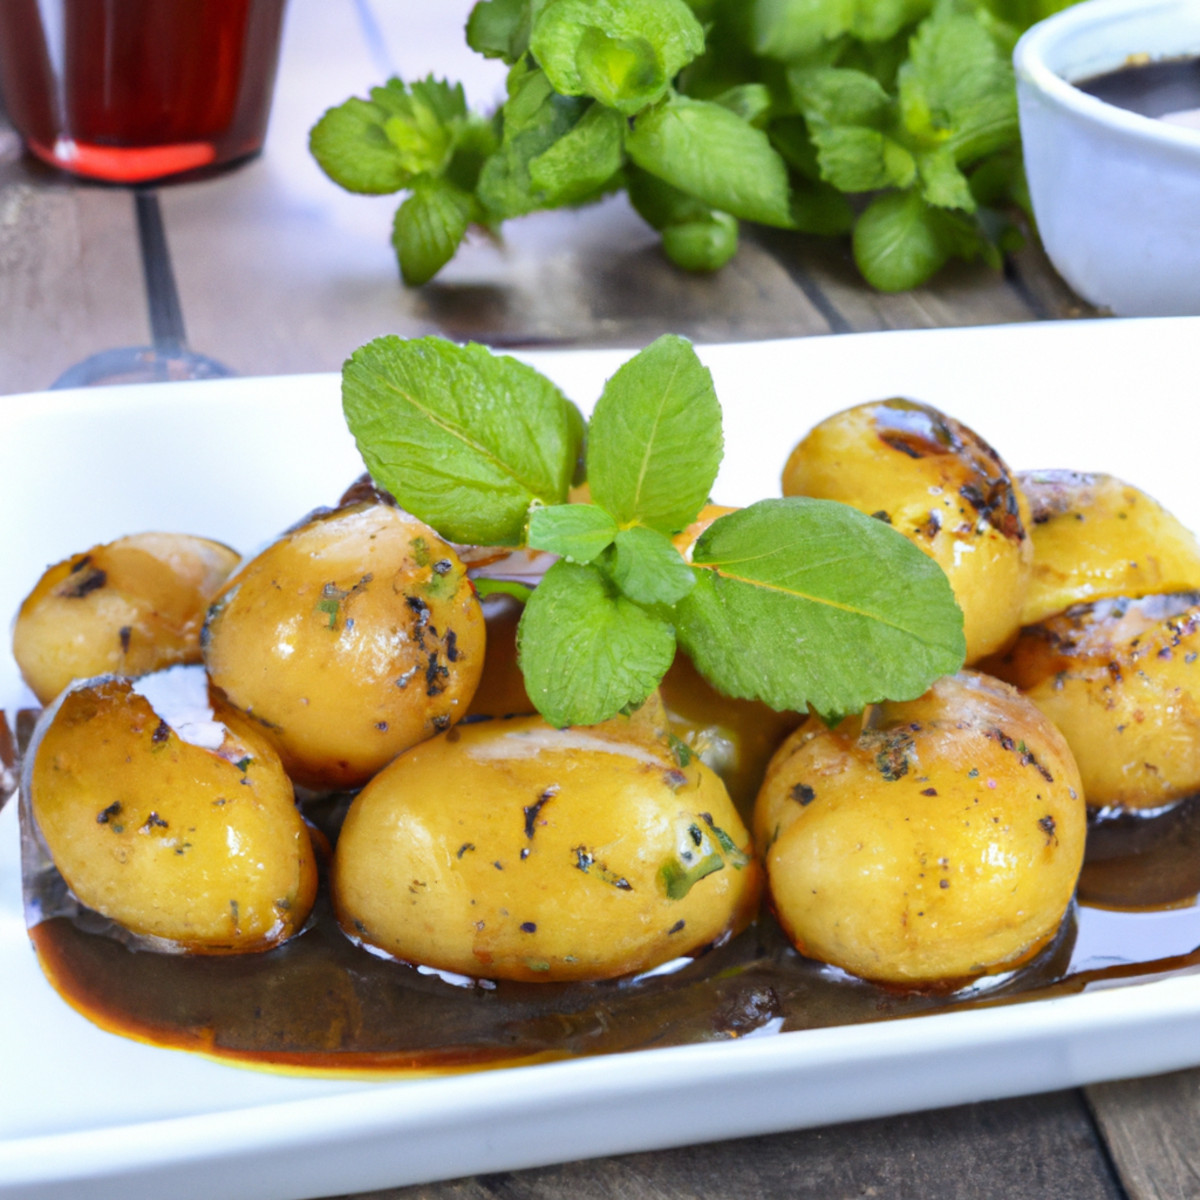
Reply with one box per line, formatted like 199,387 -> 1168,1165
1077,56 -> 1200,123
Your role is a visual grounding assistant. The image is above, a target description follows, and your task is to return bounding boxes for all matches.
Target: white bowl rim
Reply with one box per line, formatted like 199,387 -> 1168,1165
1014,0 -> 1200,154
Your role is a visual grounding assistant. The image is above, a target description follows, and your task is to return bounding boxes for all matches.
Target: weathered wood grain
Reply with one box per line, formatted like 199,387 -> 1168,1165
1087,1071 -> 1200,1200
326,1090 -> 1124,1200
0,130 -> 147,395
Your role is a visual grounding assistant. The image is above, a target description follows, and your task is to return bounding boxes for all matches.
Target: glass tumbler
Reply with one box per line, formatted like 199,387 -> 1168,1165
0,0 -> 288,184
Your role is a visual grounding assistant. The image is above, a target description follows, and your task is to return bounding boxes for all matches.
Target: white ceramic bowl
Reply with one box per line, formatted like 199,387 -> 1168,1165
1014,0 -> 1200,316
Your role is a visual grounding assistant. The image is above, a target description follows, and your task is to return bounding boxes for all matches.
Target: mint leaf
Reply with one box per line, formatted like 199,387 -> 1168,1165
343,336 -> 581,545
897,4 -> 1018,165
662,213 -> 739,271
789,67 -> 890,127
627,94 -> 794,228
575,28 -> 667,116
748,0 -> 852,60
587,334 -> 722,533
626,164 -> 710,229
392,176 -> 473,286
853,188 -> 948,291
375,78 -> 463,176
476,63 -> 589,217
676,498 -> 964,721
517,561 -> 676,727
850,0 -> 932,40
610,526 -> 697,606
810,125 -> 916,192
528,103 -> 626,207
466,0 -> 532,62
309,97 -> 414,194
530,0 -> 705,114
713,83 -> 773,127
916,144 -> 974,210
528,504 -> 618,562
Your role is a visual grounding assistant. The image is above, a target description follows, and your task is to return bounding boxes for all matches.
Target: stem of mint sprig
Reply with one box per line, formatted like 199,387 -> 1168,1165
342,333 -> 965,729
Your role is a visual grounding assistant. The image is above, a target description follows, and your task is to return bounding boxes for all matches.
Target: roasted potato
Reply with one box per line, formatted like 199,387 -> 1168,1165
29,673 -> 317,952
986,591 -> 1200,811
13,532 -> 239,704
660,652 -> 801,819
781,399 -> 1032,663
333,703 -> 761,982
755,672 -> 1085,987
1018,471 -> 1200,626
203,502 -> 485,790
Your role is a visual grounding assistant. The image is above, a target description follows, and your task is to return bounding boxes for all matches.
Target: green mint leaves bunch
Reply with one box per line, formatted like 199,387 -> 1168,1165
310,0 -> 1081,293
343,333 -> 965,729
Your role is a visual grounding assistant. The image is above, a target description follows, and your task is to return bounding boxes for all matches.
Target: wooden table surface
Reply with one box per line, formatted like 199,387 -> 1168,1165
1,3 -> 1196,1199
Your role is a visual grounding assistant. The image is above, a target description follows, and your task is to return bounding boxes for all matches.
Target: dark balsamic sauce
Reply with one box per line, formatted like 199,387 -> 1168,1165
26,790 -> 1200,1078
1078,57 -> 1200,122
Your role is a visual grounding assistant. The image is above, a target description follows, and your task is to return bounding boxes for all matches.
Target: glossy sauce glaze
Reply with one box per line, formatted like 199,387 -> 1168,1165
20,699 -> 1200,1077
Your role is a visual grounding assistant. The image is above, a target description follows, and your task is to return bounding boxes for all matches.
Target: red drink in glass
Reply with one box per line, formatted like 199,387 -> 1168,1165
0,0 -> 288,183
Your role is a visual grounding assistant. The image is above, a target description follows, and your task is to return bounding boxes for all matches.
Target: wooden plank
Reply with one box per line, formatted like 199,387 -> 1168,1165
161,0 -> 832,372
748,227 -> 1054,333
1086,1070 -> 1200,1200
0,132 -> 147,395
326,1090 -> 1123,1200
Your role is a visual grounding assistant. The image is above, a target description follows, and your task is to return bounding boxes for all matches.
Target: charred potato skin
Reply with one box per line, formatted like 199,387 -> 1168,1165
781,399 -> 1032,663
754,672 -> 1085,988
1018,471 -> 1200,626
987,592 -> 1200,811
203,503 -> 485,790
13,533 -> 240,704
30,678 -> 317,953
332,712 -> 761,983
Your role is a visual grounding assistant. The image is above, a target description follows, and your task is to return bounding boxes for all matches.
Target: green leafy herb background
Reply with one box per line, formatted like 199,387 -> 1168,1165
311,0 -> 1081,292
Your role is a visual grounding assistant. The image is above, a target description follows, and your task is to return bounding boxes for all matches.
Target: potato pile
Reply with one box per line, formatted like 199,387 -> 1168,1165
17,394 -> 1200,991
774,398 -> 1200,984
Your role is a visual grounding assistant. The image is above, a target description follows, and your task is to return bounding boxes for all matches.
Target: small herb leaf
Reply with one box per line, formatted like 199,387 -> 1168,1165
610,526 -> 696,606
528,504 -> 618,563
530,0 -> 704,114
392,176 -> 473,286
517,560 -> 676,727
626,94 -> 796,229
587,334 -> 722,534
675,498 -> 965,721
343,336 -> 581,545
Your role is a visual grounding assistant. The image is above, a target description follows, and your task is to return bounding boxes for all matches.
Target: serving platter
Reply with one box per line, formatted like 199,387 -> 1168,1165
2,316 -> 1199,1200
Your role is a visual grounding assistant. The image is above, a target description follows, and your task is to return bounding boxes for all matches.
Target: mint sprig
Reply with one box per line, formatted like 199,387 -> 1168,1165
342,333 -> 966,728
311,0 -> 1074,293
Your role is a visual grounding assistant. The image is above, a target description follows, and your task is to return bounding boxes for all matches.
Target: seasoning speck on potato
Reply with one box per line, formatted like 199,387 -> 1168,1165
203,502 -> 485,790
755,671 -> 1086,988
13,532 -> 240,704
333,703 -> 761,982
28,673 -> 317,953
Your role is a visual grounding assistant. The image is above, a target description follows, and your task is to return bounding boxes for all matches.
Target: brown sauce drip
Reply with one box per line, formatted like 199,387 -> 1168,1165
24,792 -> 1200,1078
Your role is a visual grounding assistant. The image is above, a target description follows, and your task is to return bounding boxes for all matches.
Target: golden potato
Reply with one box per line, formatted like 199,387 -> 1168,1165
659,652 -> 801,819
1018,470 -> 1200,626
987,591 -> 1200,811
13,532 -> 239,704
203,502 -> 485,790
333,705 -> 761,982
781,399 -> 1032,663
29,674 -> 317,953
755,672 -> 1085,987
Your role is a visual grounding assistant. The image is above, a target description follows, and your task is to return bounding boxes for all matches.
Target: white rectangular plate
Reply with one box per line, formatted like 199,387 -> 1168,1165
3,317 -> 1200,1200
